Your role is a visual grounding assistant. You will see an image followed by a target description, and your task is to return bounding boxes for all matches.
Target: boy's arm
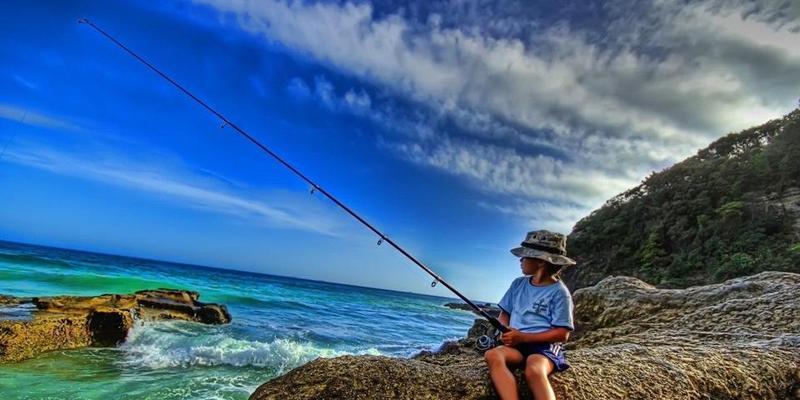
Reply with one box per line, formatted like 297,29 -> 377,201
498,310 -> 510,327
519,327 -> 570,343
501,327 -> 570,346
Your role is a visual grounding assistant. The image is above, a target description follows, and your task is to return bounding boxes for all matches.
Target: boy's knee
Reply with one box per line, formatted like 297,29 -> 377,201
484,349 -> 503,366
524,363 -> 548,380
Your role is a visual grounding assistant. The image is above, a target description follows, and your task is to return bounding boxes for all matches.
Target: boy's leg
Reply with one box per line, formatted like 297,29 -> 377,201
524,354 -> 555,400
484,345 -> 524,400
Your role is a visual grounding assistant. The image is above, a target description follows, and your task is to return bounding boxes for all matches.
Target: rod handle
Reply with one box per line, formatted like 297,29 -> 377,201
488,317 -> 509,333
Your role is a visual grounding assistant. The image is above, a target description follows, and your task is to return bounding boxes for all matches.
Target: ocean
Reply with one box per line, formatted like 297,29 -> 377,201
0,240 -> 476,399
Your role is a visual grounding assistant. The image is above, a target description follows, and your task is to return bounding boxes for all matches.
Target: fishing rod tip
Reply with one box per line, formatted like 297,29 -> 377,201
77,18 -> 89,24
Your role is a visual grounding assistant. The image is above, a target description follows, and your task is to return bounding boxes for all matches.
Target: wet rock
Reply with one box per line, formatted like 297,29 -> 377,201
194,303 -> 231,324
250,271 -> 800,400
88,308 -> 133,346
136,296 -> 231,324
136,289 -> 199,303
0,288 -> 230,362
34,294 -> 138,313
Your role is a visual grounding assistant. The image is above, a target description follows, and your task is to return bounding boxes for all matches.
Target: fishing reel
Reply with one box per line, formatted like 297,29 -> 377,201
475,329 -> 502,351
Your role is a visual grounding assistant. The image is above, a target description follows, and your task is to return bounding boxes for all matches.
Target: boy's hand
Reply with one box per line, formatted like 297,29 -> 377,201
501,328 -> 524,346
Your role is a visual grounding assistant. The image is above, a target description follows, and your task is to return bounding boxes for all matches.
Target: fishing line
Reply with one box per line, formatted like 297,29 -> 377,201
77,18 -> 508,333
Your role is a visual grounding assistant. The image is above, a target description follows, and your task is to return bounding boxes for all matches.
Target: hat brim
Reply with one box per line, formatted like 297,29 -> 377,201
511,247 -> 576,266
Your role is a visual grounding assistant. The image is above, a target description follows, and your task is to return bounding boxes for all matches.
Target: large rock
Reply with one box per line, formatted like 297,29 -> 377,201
250,272 -> 800,400
0,288 -> 231,362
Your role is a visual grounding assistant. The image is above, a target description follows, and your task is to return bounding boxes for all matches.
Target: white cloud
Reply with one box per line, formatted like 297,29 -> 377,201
479,200 -> 591,234
343,88 -> 371,111
313,75 -> 336,108
194,0 -> 800,230
391,137 -> 632,208
288,75 -> 373,115
286,77 -> 312,99
195,0 -> 798,143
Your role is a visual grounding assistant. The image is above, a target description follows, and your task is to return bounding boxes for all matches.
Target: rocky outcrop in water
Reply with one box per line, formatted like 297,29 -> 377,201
443,302 -> 501,318
0,289 -> 230,362
0,295 -> 24,306
250,271 -> 800,400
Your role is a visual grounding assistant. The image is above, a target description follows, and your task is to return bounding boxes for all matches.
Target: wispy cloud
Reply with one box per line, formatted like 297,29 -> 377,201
12,75 -> 39,91
0,104 -> 85,133
2,140 -> 346,236
287,75 -> 372,115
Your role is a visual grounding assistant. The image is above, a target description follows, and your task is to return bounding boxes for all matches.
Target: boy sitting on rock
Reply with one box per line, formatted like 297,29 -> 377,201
484,230 -> 576,400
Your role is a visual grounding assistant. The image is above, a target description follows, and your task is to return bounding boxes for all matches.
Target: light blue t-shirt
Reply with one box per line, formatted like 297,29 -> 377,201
497,276 -> 574,333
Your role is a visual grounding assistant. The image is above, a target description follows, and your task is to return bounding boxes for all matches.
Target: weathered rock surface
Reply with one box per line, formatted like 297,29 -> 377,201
0,288 -> 231,362
251,272 -> 800,400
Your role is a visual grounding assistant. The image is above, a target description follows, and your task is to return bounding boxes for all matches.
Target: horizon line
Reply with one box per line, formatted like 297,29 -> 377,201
0,238 -> 492,304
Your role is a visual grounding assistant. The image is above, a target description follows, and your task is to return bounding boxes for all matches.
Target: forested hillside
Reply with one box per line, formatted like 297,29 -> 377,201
564,109 -> 800,289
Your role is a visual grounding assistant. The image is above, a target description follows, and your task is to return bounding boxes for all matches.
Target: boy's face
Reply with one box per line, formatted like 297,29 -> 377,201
520,257 -> 544,275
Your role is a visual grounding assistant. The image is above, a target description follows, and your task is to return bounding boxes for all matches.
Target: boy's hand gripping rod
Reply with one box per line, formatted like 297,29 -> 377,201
78,18 -> 509,334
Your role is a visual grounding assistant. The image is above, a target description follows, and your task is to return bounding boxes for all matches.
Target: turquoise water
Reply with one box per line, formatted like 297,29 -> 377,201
0,241 -> 475,399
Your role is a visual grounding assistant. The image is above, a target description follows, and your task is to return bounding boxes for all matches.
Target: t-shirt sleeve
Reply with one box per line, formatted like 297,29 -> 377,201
497,279 -> 517,315
549,291 -> 574,331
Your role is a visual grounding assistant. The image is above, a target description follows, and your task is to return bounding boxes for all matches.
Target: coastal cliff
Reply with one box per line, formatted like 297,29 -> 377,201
565,109 -> 800,290
249,271 -> 800,399
0,289 -> 231,362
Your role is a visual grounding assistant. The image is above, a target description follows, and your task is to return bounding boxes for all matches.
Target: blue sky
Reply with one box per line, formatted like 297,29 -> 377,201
0,0 -> 798,300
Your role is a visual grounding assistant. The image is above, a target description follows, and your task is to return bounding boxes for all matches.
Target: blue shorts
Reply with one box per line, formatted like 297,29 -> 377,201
514,342 -> 570,373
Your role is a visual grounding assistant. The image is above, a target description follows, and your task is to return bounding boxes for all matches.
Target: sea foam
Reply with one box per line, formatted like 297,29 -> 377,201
117,320 -> 380,372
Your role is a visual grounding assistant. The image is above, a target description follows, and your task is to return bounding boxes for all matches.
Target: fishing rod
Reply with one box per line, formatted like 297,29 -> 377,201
77,18 -> 508,334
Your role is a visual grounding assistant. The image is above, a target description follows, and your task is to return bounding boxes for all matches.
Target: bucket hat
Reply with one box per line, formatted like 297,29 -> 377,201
510,230 -> 576,266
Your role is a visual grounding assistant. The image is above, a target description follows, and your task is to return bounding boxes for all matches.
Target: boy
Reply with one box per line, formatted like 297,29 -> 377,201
484,230 -> 576,400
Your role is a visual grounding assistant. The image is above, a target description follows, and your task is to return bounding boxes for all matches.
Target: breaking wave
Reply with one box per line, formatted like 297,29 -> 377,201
117,321 -> 380,372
